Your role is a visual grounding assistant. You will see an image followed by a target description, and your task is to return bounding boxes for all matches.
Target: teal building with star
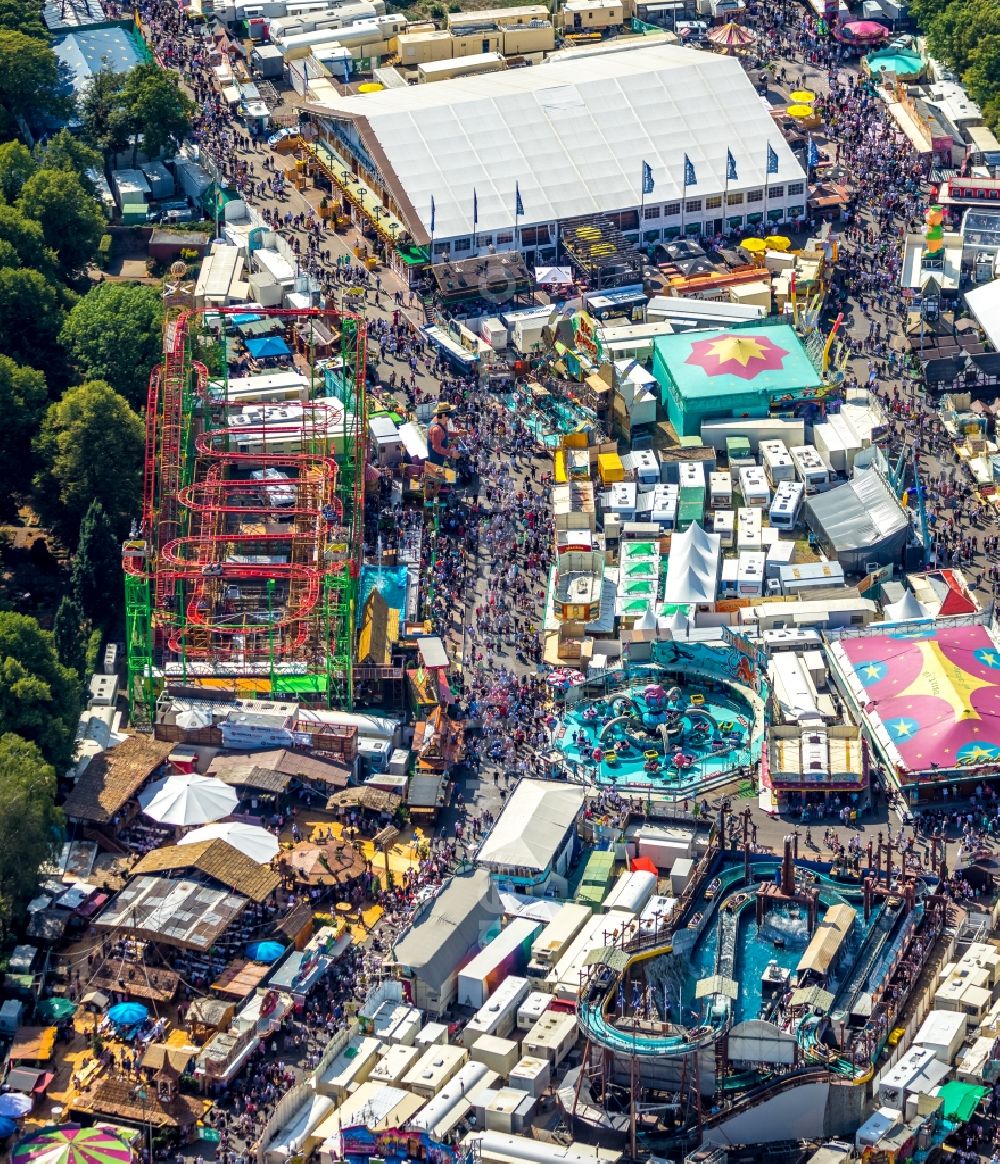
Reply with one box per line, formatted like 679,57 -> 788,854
651,322 -> 829,438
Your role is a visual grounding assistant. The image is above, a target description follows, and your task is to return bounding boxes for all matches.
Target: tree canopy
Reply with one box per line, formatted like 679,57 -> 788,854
71,500 -> 123,630
80,69 -> 132,165
0,355 -> 46,511
0,611 -> 80,770
121,63 -> 194,162
0,140 -> 35,203
0,267 -> 65,377
910,0 -> 1000,134
33,380 -> 144,542
35,129 -> 103,193
0,733 -> 61,935
18,168 -> 105,275
61,282 -> 164,407
52,594 -> 86,679
0,31 -> 68,135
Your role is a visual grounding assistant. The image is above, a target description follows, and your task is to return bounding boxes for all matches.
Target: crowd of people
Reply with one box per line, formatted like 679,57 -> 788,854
91,1 -> 1000,1160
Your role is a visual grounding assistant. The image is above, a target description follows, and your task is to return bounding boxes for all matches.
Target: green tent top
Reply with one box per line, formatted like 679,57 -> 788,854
938,1080 -> 987,1123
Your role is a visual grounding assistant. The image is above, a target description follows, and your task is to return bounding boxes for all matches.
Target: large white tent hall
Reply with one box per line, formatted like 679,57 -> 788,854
306,43 -> 807,261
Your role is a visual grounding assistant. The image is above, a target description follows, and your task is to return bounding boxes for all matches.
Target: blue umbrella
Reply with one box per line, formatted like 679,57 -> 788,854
106,1001 -> 148,1028
0,1116 -> 15,1137
246,940 -> 285,964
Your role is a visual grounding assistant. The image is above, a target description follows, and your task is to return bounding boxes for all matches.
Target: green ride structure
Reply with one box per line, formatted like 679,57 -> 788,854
123,306 -> 368,726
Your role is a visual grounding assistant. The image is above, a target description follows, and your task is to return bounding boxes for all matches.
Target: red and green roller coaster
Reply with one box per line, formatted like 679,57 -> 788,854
123,305 -> 368,725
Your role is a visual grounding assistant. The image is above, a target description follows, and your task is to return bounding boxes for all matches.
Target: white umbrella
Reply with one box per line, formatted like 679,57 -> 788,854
179,821 -> 279,864
139,774 -> 238,827
176,707 -> 212,730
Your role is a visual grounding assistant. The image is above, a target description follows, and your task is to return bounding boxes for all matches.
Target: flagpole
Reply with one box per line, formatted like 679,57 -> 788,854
724,164 -> 729,233
681,169 -> 687,239
639,164 -> 646,249
513,185 -> 520,252
763,144 -> 770,232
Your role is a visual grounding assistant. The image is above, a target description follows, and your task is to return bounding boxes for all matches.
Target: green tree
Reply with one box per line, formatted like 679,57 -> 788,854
52,594 -> 86,677
0,31 -> 67,132
0,356 -> 46,512
0,141 -> 34,203
71,500 -> 123,630
33,380 -> 143,542
0,612 -> 81,770
0,203 -> 52,272
121,63 -> 194,161
0,267 -> 64,375
80,68 -> 130,166
18,168 -> 105,274
0,0 -> 49,40
61,283 -> 163,407
0,733 -> 61,934
35,129 -> 103,193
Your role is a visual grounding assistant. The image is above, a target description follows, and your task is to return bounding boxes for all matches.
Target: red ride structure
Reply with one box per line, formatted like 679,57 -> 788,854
123,306 -> 367,725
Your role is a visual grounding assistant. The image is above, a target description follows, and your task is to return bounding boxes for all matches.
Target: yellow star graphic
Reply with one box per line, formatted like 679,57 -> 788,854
981,651 -> 997,666
705,336 -> 768,367
863,664 -> 882,679
894,721 -> 914,738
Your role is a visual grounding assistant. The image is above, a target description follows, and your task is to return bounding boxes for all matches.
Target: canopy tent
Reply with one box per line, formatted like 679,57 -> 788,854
179,821 -> 278,864
804,470 -> 909,571
534,266 -> 573,285
662,521 -> 721,606
244,335 -> 291,360
963,278 -> 1000,352
881,590 -> 930,623
35,997 -> 76,1022
139,774 -> 238,827
106,1002 -> 148,1028
837,19 -> 889,42
12,1127 -> 133,1164
245,940 -> 285,963
706,21 -> 755,50
0,1094 -> 32,1118
937,1080 -> 987,1123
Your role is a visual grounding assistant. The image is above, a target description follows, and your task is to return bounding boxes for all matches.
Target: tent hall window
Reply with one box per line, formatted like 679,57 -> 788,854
644,205 -> 661,219
770,185 -> 784,198
706,194 -> 722,209
664,202 -> 681,215
747,188 -> 764,203
788,182 -> 805,195
727,192 -> 744,205
686,198 -> 702,212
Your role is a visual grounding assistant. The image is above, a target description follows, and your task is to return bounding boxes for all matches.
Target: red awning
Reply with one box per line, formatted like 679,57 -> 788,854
631,856 -> 659,875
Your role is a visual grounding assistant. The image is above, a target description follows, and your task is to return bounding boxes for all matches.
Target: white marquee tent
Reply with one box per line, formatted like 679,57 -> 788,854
309,44 -> 806,244
663,521 -> 721,606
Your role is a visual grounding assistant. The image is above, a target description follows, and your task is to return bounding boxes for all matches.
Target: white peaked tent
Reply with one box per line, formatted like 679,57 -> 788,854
663,521 -> 721,606
634,606 -> 659,631
662,608 -> 691,637
882,590 -> 930,622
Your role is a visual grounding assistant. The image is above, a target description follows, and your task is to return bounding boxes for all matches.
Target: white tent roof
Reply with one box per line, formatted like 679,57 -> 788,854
964,278 -> 1000,351
882,590 -> 929,622
663,521 -> 721,606
476,779 -> 586,873
311,44 -> 805,240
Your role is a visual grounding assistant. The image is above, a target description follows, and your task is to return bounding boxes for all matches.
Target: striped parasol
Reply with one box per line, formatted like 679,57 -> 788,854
706,21 -> 756,49
13,1127 -> 133,1164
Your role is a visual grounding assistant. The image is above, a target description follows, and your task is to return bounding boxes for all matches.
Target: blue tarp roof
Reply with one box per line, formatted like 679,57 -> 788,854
245,336 -> 291,359
54,27 -> 145,92
231,312 -> 264,325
